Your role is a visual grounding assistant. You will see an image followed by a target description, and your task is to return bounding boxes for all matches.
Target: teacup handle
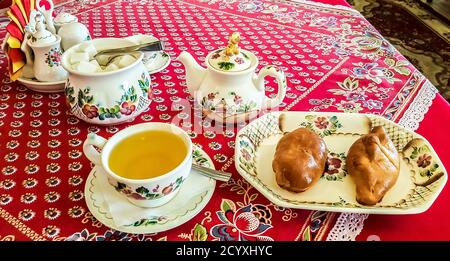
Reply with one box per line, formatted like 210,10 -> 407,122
255,65 -> 287,109
83,133 -> 107,166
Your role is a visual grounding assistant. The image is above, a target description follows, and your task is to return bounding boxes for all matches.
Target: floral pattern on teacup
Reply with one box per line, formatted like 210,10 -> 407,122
108,147 -> 210,203
109,176 -> 184,201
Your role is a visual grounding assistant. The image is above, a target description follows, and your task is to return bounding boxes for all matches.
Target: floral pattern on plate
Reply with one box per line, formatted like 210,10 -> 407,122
300,115 -> 343,137
403,138 -> 445,184
323,152 -> 347,181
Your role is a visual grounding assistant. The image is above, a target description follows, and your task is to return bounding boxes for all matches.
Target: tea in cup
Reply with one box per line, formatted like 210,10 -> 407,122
83,122 -> 192,208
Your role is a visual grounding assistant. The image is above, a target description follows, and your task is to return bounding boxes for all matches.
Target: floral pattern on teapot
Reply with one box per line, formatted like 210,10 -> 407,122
201,91 -> 258,116
209,48 -> 251,71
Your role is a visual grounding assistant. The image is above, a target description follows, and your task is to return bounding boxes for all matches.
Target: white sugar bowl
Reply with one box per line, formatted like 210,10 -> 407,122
61,38 -> 153,125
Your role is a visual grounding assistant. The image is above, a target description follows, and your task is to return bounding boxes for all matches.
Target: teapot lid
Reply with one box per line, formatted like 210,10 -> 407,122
208,32 -> 252,72
54,12 -> 78,25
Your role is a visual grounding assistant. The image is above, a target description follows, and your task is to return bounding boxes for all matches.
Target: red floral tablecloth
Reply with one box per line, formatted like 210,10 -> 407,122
0,0 -> 449,241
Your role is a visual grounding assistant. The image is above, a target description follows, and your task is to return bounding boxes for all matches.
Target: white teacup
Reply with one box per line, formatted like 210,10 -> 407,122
83,122 -> 193,208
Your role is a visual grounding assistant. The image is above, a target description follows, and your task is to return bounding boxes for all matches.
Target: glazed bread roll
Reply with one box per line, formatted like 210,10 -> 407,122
272,128 -> 328,192
347,126 -> 400,205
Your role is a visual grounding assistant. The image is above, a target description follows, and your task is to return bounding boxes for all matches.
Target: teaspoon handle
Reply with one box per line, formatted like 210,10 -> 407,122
192,164 -> 232,182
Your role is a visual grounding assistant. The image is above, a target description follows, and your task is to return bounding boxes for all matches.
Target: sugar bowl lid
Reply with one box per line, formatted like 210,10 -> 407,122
208,32 -> 252,72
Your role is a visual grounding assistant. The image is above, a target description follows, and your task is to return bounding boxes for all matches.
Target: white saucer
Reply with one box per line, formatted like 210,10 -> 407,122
124,34 -> 171,74
84,145 -> 216,234
146,51 -> 171,74
17,77 -> 65,93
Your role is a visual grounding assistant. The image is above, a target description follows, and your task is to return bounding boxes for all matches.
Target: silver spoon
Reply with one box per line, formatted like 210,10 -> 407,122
94,41 -> 164,58
192,164 -> 232,182
94,41 -> 165,67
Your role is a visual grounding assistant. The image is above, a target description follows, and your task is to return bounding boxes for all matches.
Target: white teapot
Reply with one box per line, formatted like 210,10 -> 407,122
177,32 -> 287,123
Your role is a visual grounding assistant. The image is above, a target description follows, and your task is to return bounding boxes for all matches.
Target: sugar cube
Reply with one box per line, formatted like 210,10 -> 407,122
95,54 -> 111,66
117,55 -> 136,68
71,62 -> 80,71
84,45 -> 97,59
73,61 -> 101,74
70,52 -> 89,64
89,60 -> 102,72
78,42 -> 91,51
105,63 -> 119,72
78,42 -> 97,57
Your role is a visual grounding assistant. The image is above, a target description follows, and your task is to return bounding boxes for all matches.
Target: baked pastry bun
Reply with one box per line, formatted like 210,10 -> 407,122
272,128 -> 328,192
347,126 -> 400,205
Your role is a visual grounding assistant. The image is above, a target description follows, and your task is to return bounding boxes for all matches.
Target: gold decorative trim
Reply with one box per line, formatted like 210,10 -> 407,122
0,234 -> 15,241
316,212 -> 336,241
0,207 -> 47,241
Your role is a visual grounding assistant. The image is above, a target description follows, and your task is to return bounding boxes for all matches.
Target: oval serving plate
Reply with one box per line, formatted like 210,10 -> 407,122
235,111 -> 447,214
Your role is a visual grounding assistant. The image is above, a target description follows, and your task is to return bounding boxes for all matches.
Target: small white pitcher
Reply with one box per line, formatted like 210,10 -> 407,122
28,35 -> 68,82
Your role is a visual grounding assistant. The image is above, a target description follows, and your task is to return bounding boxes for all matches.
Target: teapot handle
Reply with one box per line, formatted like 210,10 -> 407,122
255,65 -> 287,109
83,133 -> 107,166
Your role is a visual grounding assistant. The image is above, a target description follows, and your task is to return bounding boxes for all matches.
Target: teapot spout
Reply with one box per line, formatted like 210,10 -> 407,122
177,51 -> 206,95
